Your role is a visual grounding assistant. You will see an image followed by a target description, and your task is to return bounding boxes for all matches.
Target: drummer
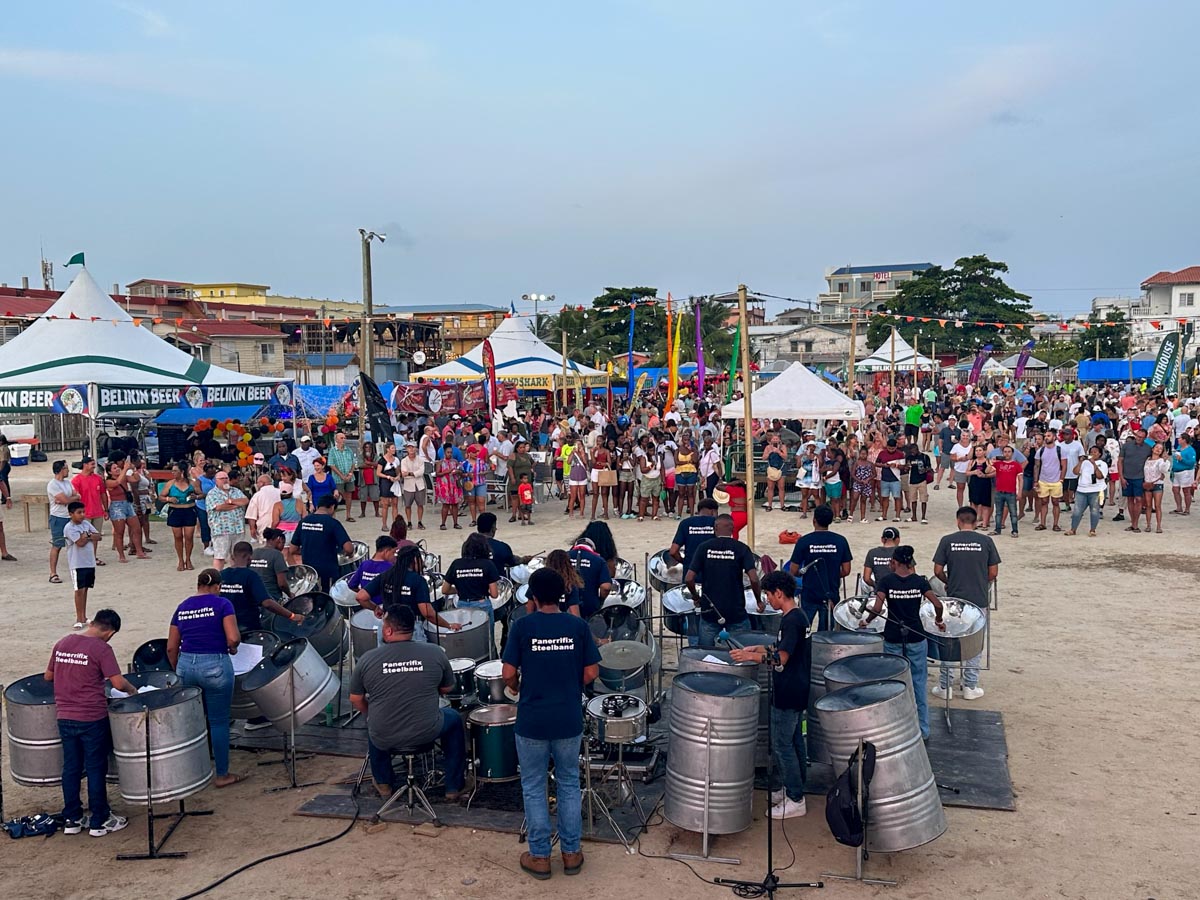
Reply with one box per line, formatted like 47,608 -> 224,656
250,527 -> 293,604
668,497 -> 719,566
861,526 -> 901,594
287,494 -> 353,591
442,533 -> 501,636
567,536 -> 612,619
221,540 -> 299,634
685,513 -> 761,647
859,545 -> 945,741
358,545 -> 462,641
501,568 -> 601,880
45,609 -> 136,837
346,535 -> 399,595
476,512 -> 531,572
349,604 -> 466,802
730,570 -> 811,820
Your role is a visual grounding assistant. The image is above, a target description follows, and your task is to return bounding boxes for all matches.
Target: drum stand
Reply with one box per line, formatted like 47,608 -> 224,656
263,666 -> 320,793
581,738 -> 642,853
822,738 -> 897,887
333,621 -> 359,727
117,707 -> 212,861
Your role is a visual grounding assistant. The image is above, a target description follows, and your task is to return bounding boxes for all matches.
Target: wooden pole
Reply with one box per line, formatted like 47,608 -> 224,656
889,327 -> 896,400
738,284 -> 755,549
848,313 -> 857,396
561,329 -> 569,410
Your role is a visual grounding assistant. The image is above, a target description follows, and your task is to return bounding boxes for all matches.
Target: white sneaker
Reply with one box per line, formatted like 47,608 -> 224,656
770,788 -> 786,805
62,818 -> 84,835
930,685 -> 952,701
962,686 -> 985,701
89,814 -> 129,837
203,546 -> 215,556
770,797 -> 807,819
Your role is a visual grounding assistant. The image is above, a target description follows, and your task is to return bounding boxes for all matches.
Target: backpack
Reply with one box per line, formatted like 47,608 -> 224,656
825,741 -> 877,847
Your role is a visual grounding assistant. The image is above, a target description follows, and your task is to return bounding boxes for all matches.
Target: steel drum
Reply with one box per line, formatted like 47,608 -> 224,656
273,592 -> 349,665
330,574 -> 359,612
131,638 -> 172,674
241,638 -> 340,726
665,672 -> 760,835
105,671 -> 180,699
808,631 -> 884,766
676,648 -> 759,681
349,608 -> 382,661
491,576 -> 514,618
109,686 -> 214,803
419,548 -> 441,574
661,587 -> 697,635
648,549 -> 684,594
587,694 -> 648,744
603,579 -> 648,617
426,608 -> 492,662
589,606 -> 644,644
508,563 -> 532,584
474,659 -> 509,704
338,541 -> 370,577
834,595 -> 888,633
508,599 -> 534,629
614,557 -> 636,581
923,598 -> 987,662
230,630 -> 281,720
468,705 -> 520,781
599,640 -> 653,691
815,680 -> 946,852
286,564 -> 320,597
448,658 -> 476,698
745,590 -> 781,634
823,653 -> 912,694
743,553 -> 764,589
4,674 -> 65,786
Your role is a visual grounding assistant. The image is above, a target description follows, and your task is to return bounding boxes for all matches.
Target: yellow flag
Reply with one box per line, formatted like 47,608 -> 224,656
667,299 -> 684,405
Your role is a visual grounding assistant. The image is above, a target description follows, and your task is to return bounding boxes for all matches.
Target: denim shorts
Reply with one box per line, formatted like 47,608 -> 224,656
50,514 -> 69,548
469,484 -> 488,498
879,480 -> 901,498
108,500 -> 135,521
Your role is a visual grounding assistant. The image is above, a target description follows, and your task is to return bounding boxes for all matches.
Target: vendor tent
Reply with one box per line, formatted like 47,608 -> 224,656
952,357 -> 1011,376
856,328 -> 936,371
999,352 -> 1048,370
0,267 -> 292,449
414,316 -> 607,390
721,361 -> 864,421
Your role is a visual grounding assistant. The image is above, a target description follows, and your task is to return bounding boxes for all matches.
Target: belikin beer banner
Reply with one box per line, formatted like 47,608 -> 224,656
390,379 -> 515,415
0,381 -> 294,414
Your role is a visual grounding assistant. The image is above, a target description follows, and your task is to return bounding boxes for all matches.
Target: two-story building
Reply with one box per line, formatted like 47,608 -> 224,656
375,302 -> 509,359
156,320 -> 287,378
818,263 -> 934,322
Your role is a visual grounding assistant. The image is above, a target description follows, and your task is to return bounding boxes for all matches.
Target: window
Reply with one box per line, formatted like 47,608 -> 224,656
789,341 -> 800,353
877,280 -> 889,290
260,342 -> 277,361
451,317 -> 461,329
859,280 -> 872,294
836,281 -> 850,293
209,290 -> 215,297
219,290 -> 225,297
477,316 -> 488,328
1181,292 -> 1195,308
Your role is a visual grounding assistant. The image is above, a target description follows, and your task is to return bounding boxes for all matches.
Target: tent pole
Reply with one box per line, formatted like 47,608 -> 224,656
848,313 -> 857,395
88,385 -> 99,462
737,284 -> 755,549
889,328 -> 896,401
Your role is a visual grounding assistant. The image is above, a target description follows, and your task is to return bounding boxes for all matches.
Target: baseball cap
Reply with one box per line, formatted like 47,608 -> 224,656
300,434 -> 312,443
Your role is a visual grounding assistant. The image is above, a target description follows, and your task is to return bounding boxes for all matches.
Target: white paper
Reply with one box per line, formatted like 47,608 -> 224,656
108,688 -> 130,699
137,684 -> 160,694
231,642 -> 264,675
702,654 -> 730,665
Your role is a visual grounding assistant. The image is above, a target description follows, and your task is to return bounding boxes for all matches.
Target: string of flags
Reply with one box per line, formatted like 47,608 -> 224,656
853,306 -> 1190,331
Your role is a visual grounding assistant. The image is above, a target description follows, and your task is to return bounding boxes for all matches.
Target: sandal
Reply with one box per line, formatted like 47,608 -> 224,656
48,575 -> 62,584
1035,524 -> 1046,531
95,559 -> 107,566
440,524 -> 447,530
1052,525 -> 1062,532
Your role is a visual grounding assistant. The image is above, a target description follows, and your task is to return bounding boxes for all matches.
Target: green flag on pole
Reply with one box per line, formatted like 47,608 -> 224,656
726,322 -> 741,403
64,252 -> 85,267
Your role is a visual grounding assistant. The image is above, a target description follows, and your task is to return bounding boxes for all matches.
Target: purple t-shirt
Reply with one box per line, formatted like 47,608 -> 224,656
347,558 -> 393,591
171,593 -> 236,655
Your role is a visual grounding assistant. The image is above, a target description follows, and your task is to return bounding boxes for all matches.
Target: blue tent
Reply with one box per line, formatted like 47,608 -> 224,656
1077,359 -> 1154,383
156,405 -> 264,426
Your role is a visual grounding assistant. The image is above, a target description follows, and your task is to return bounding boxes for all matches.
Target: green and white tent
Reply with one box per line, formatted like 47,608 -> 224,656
0,267 -> 293,421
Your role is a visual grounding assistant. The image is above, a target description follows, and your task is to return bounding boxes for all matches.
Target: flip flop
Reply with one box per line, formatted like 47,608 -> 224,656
95,559 -> 106,566
48,575 -> 62,583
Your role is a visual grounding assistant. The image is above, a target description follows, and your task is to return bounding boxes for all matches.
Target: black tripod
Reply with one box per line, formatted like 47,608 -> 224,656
714,634 -> 823,897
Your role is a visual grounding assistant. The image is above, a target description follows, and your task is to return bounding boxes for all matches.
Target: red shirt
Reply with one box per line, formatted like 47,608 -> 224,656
518,483 -> 534,505
993,459 -> 1023,494
72,472 -> 106,519
48,634 -> 120,722
876,448 -> 905,482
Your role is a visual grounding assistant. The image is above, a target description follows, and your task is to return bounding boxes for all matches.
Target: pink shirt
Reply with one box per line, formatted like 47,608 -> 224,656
244,484 -> 282,532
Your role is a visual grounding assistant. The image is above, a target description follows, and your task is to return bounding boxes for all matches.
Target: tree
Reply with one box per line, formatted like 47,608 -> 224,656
1075,307 -> 1130,359
865,255 -> 1032,356
1036,340 -> 1083,368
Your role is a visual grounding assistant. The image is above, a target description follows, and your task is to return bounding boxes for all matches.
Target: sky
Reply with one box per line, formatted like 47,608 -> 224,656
1,1 -> 1196,319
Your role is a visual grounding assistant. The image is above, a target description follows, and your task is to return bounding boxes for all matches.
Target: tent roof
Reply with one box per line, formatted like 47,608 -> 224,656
998,353 -> 1048,369
0,268 -> 280,389
856,328 -> 935,370
415,316 -> 605,381
952,356 -> 1010,373
721,362 -> 865,421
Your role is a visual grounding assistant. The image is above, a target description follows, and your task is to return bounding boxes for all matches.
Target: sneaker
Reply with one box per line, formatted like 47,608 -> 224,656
89,814 -> 128,837
770,788 -> 786,805
930,685 -> 952,701
962,686 -> 985,701
62,818 -> 84,835
1113,512 -> 1125,522
770,797 -> 807,819
203,546 -> 215,556
242,720 -> 273,732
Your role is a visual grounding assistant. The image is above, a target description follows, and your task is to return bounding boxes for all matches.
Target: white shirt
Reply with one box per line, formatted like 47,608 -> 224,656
951,441 -> 973,473
47,477 -> 78,519
1059,439 -> 1085,473
1174,413 -> 1192,439
491,439 -> 514,477
294,446 -> 321,480
1077,459 -> 1107,493
419,434 -> 437,464
699,446 -> 721,478
1014,417 -> 1028,439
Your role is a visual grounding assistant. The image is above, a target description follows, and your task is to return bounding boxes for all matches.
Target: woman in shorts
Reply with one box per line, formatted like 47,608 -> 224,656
674,432 -> 699,517
566,439 -> 590,520
616,439 -> 637,519
795,442 -> 821,517
589,439 -> 613,520
462,444 -> 490,527
357,441 -> 380,520
399,441 -> 427,530
158,463 -> 199,571
105,461 -> 145,563
1142,441 -> 1171,533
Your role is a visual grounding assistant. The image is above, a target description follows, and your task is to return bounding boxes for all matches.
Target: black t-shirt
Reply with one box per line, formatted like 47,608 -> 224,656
875,572 -> 932,644
501,611 -> 602,740
687,537 -> 756,624
906,453 -> 932,486
444,558 -> 500,602
289,513 -> 350,581
365,567 -> 431,621
219,566 -> 271,633
772,607 -> 811,710
863,546 -> 894,588
788,531 -> 852,605
671,515 -> 717,562
488,537 -> 521,571
569,548 -> 612,618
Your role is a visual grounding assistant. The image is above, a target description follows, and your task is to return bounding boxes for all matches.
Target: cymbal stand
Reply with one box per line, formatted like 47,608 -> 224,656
822,738 -> 896,887
264,665 -> 320,793
581,733 -> 636,853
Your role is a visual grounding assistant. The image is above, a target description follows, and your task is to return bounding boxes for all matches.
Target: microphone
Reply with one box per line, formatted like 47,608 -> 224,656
796,559 -> 820,576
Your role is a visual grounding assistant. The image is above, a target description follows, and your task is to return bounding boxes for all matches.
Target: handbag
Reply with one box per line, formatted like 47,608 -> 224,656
778,529 -> 800,545
597,469 -> 618,487
766,466 -> 783,481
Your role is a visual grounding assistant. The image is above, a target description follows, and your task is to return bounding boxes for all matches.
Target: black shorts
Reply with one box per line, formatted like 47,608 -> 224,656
72,567 -> 96,590
166,506 -> 198,528
904,424 -> 919,438
1063,478 -> 1079,492
554,468 -> 564,482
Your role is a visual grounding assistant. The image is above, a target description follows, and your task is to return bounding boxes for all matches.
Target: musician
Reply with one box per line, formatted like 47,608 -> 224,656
346,535 -> 399,594
442,533 -> 501,636
567,536 -> 612,618
931,506 -> 999,701
859,544 -> 945,740
787,504 -> 852,630
250,528 -> 293,603
685,513 -> 761,648
731,570 -> 811,820
502,568 -> 601,880
476,512 -> 531,572
221,540 -> 298,634
861,526 -> 901,593
349,604 -> 465,801
45,609 -> 136,837
668,497 -> 719,566
287,494 -> 353,591
357,545 -> 462,641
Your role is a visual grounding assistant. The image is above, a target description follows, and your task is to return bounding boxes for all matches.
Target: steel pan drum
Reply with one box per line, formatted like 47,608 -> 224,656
286,564 -> 320,597
587,694 -> 648,744
648,549 -> 684,594
426,608 -> 491,662
676,648 -> 758,681
4,674 -> 64,786
420,549 -> 442,574
468,705 -> 519,781
491,576 -> 514,617
131,638 -> 172,674
508,563 -> 532,584
230,630 -> 281,720
589,606 -> 644,644
923,598 -> 987,662
349,608 -> 381,661
109,686 -> 214,803
599,640 -> 653,691
106,671 -> 180,699
745,590 -> 781,634
661,587 -> 696,636
808,630 -> 884,765
834,596 -> 888,633
338,541 -> 370,577
330,574 -> 359,611
614,557 -> 636,581
604,579 -> 648,617
822,653 -> 913,694
241,638 -> 340,726
274,591 -> 349,665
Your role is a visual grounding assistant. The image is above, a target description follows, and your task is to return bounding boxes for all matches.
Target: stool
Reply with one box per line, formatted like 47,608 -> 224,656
363,741 -> 440,826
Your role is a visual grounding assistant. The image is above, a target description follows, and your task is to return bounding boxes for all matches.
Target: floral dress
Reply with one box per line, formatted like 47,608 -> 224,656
852,462 -> 875,498
435,456 -> 464,505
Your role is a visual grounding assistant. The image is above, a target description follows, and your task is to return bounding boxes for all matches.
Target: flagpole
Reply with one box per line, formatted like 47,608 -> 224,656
889,327 -> 896,400
738,284 -> 755,549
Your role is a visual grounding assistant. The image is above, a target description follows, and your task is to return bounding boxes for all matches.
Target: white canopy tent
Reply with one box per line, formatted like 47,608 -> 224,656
721,361 -> 865,421
856,328 -> 936,371
953,356 -> 1011,376
998,352 -> 1048,370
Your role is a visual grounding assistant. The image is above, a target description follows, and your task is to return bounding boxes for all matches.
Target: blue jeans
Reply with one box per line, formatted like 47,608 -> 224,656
801,599 -> 829,632
197,508 -> 212,545
58,718 -> 112,828
993,491 -> 1018,533
176,651 -> 234,776
883,640 -> 930,739
939,653 -> 981,691
770,706 -> 806,800
697,615 -> 750,649
1071,492 -> 1102,532
515,732 -> 583,857
367,708 -> 465,793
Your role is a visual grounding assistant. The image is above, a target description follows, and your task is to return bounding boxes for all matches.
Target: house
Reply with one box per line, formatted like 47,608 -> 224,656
375,302 -> 510,359
817,263 -> 934,323
752,323 -> 868,371
189,282 -> 273,301
152,319 -> 287,378
126,278 -> 194,300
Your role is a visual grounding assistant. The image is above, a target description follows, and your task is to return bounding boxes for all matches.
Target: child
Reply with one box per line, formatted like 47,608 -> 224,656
517,472 -> 535,525
64,500 -> 101,628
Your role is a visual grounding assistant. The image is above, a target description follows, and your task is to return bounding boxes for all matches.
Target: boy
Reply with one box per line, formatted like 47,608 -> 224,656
517,472 -> 535,525
64,501 -> 101,629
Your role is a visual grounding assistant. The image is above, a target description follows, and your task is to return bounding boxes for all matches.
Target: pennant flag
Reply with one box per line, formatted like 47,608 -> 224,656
1150,332 -> 1182,392
132,318 -> 142,327
968,344 -> 993,386
323,317 -> 332,328
482,338 -> 497,412
1058,323 -> 1069,331
1151,320 -> 1161,330
667,297 -> 683,406
625,301 -> 637,399
507,300 -> 517,318
359,373 -> 394,444
937,319 -> 947,327
634,370 -> 649,397
69,312 -> 79,320
153,317 -> 163,324
694,301 -> 706,393
64,252 -> 85,267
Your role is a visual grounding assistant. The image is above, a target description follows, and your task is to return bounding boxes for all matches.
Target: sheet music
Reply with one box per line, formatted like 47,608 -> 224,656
702,654 -> 730,665
231,642 -> 264,675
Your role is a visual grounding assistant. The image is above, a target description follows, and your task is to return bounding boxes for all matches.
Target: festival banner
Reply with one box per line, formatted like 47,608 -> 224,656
358,373 -> 393,444
694,303 -> 706,393
967,344 -> 993,386
726,323 -> 741,403
391,382 -> 460,415
1013,340 -> 1036,381
96,382 -> 293,413
626,302 -> 637,399
482,338 -> 497,412
0,383 -> 89,414
667,298 -> 683,406
1149,332 -> 1181,391
633,371 -> 649,397
461,380 -> 488,412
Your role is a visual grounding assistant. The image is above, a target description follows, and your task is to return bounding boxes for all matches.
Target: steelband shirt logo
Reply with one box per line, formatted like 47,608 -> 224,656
531,637 -> 575,652
382,660 -> 426,675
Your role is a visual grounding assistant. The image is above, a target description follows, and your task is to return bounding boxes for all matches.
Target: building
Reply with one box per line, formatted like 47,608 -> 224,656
154,319 -> 287,378
817,263 -> 934,323
752,323 -> 868,372
1087,268 -> 1200,353
188,282 -> 272,301
126,278 -> 194,300
375,301 -> 509,359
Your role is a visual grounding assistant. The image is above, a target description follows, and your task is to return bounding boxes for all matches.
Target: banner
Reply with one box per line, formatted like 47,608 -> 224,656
1149,332 -> 1181,392
461,381 -> 488,412
695,303 -> 705,393
0,383 -> 89,414
358,373 -> 393,443
482,338 -> 497,412
726,323 -> 741,403
633,371 -> 649,397
967,344 -> 993,386
1013,340 -> 1036,382
391,382 -> 460,415
626,303 -> 637,399
667,298 -> 683,406
96,382 -> 293,413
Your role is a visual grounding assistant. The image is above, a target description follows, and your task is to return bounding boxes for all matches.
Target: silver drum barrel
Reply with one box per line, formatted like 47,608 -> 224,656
814,680 -> 946,852
273,592 -> 349,666
4,674 -> 63,786
676,647 -> 770,766
822,653 -> 912,695
241,638 -> 340,726
808,631 -> 883,765
109,686 -> 214,803
665,672 -> 760,836
349,608 -> 381,661
230,631 -> 281,721
426,608 -> 491,662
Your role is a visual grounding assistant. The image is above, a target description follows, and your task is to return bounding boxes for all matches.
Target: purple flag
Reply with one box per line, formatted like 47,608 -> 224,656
694,302 -> 705,392
1013,339 -> 1036,381
968,343 -> 993,386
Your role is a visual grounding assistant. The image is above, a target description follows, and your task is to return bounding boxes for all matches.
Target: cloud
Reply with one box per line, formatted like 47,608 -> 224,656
0,47 -> 245,100
113,2 -> 173,38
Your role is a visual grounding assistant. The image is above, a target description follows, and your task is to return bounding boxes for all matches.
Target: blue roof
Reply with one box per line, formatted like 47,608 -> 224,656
830,263 -> 934,276
375,302 -> 506,314
1077,359 -> 1154,383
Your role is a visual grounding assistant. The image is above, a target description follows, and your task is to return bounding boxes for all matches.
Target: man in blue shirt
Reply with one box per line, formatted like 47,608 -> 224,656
568,538 -> 612,618
502,568 -> 601,881
221,541 -> 297,633
287,494 -> 353,591
787,505 -> 852,630
267,440 -> 300,481
668,498 -> 718,566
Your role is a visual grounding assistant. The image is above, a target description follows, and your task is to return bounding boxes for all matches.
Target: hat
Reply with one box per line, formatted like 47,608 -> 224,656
252,452 -> 265,464
451,414 -> 461,420
712,488 -> 731,505
300,435 -> 312,443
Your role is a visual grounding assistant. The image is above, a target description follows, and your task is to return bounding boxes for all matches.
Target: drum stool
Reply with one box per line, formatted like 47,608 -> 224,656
357,741 -> 441,826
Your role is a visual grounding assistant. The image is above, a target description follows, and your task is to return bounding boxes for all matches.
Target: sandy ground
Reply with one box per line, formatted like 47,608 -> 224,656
1,458 -> 1197,900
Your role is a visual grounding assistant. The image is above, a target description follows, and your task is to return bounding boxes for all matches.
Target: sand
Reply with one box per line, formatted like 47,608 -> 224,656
2,459 -> 1197,900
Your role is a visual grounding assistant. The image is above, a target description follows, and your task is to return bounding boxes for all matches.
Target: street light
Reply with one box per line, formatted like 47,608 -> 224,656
523,293 -> 555,334
358,229 -> 386,381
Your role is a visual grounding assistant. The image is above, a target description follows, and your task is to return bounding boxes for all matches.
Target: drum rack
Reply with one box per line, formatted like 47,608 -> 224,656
821,737 -> 897,887
262,665 -> 322,793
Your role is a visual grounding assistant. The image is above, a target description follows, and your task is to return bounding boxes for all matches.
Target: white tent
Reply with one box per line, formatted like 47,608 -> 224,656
414,315 -> 607,390
953,356 -> 1010,375
0,267 -> 290,427
856,328 -> 936,371
999,352 -> 1048,370
721,362 -> 865,421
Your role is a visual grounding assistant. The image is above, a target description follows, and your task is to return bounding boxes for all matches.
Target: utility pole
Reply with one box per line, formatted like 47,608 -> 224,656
889,326 -> 896,401
848,313 -> 857,396
1127,298 -> 1134,388
320,302 -> 328,386
358,229 -> 386,382
737,284 -> 755,549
